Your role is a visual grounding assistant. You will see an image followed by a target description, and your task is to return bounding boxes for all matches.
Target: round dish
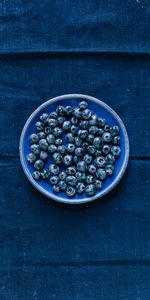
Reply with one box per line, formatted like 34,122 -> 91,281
19,94 -> 129,204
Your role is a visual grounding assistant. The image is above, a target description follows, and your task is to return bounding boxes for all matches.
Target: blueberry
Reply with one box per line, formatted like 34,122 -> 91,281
97,128 -> 104,136
102,132 -> 112,143
67,143 -> 75,153
105,164 -> 114,176
110,125 -> 119,136
82,142 -> 89,150
40,113 -> 49,123
73,155 -> 80,164
78,130 -> 88,139
94,179 -> 103,190
27,153 -> 37,164
48,118 -> 58,128
94,156 -> 106,168
38,131 -> 46,139
49,112 -> 58,119
39,139 -> 48,150
87,134 -> 94,143
96,168 -> 106,180
44,127 -> 52,135
58,180 -> 67,190
88,145 -> 96,155
85,184 -> 96,196
104,125 -> 110,132
49,164 -> 60,175
66,186 -> 76,197
105,154 -> 115,165
58,145 -> 67,154
71,117 -> 78,124
35,121 -> 44,131
76,172 -> 86,182
53,185 -> 60,193
88,164 -> 96,174
66,175 -> 77,186
93,137 -> 102,149
32,171 -> 41,180
29,133 -> 39,144
76,182 -> 85,194
70,125 -> 78,134
79,120 -> 89,129
41,169 -> 50,179
113,136 -> 120,145
66,133 -> 75,143
65,106 -> 73,116
50,175 -> 59,185
86,175 -> 94,184
59,171 -> 67,180
55,138 -> 63,146
56,106 -> 65,116
88,126 -> 97,135
52,127 -> 62,137
83,154 -> 92,165
102,144 -> 110,155
75,147 -> 84,157
111,146 -> 121,157
66,166 -> 76,176
58,116 -> 65,125
62,121 -> 71,131
31,144 -> 41,155
63,154 -> 72,166
97,118 -> 106,127
75,137 -> 82,147
39,151 -> 48,161
52,152 -> 62,164
34,159 -> 44,170
89,115 -> 97,126
77,161 -> 87,172
46,134 -> 55,144
73,108 -> 82,119
79,101 -> 88,110
95,150 -> 102,157
82,109 -> 91,120
48,144 -> 57,154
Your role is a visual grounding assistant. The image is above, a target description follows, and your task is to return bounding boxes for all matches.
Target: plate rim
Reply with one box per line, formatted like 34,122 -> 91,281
19,94 -> 130,204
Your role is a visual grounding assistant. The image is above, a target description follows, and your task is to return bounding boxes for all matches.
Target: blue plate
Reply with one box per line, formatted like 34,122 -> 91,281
19,94 -> 129,204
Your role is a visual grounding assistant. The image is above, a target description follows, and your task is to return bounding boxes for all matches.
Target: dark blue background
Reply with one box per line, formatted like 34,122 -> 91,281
0,1 -> 150,299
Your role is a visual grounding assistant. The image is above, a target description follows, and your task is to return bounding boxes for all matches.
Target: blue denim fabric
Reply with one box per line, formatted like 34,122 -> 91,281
0,1 -> 150,299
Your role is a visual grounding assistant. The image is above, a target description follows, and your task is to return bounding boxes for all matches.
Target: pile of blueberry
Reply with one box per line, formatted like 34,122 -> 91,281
27,101 -> 121,197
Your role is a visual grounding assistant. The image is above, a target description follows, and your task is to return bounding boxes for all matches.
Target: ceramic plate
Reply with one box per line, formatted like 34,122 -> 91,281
19,94 -> 129,204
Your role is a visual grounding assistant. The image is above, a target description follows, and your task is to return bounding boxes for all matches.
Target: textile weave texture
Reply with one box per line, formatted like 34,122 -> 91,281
0,1 -> 150,299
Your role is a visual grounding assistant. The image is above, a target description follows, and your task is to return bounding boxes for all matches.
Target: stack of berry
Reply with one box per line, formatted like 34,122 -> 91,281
27,101 -> 121,197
